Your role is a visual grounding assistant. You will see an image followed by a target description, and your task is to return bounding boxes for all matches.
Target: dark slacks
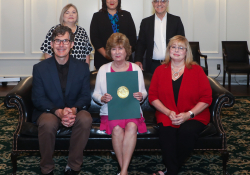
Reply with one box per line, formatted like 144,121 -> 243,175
158,120 -> 205,175
37,110 -> 92,174
150,60 -> 163,74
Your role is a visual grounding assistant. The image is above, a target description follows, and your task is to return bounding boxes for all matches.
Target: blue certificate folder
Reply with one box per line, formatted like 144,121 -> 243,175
106,71 -> 141,120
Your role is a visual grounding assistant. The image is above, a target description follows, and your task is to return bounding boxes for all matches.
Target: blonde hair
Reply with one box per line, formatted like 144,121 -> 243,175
59,4 -> 78,25
106,33 -> 132,61
163,35 -> 197,69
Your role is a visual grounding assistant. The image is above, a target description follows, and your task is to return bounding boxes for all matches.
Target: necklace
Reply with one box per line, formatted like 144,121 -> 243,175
113,61 -> 127,70
171,66 -> 184,79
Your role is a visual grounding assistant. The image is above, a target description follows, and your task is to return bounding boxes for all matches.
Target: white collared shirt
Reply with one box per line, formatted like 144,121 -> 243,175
152,13 -> 167,60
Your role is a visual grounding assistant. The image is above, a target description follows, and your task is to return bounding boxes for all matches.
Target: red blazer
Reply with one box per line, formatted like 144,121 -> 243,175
148,63 -> 212,128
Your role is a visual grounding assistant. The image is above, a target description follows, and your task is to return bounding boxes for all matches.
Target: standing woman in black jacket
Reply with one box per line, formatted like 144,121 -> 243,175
90,0 -> 137,70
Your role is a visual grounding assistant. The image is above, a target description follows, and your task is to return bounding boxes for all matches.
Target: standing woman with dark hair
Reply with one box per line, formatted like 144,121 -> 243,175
90,0 -> 137,70
40,4 -> 93,64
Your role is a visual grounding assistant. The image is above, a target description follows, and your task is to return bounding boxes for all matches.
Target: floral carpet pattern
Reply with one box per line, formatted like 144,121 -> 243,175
0,97 -> 250,175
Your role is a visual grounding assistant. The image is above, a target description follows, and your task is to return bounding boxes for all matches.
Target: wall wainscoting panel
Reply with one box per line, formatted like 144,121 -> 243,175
193,0 -> 220,54
0,59 -> 40,77
0,0 -> 249,83
0,0 -> 25,53
31,0 -> 58,54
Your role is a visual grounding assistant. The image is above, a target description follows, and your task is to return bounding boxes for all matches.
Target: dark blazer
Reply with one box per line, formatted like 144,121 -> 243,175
134,13 -> 185,72
90,10 -> 137,70
32,56 -> 91,122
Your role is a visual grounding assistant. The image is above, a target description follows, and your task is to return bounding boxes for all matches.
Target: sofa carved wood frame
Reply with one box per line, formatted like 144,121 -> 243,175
4,71 -> 234,175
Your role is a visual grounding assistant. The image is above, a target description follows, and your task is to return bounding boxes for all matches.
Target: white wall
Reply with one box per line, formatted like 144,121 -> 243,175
0,0 -> 250,81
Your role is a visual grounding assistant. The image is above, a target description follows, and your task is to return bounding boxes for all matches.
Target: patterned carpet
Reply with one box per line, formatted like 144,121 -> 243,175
0,97 -> 250,175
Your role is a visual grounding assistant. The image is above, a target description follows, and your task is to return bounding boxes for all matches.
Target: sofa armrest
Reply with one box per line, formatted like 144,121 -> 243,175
208,77 -> 234,137
4,76 -> 33,123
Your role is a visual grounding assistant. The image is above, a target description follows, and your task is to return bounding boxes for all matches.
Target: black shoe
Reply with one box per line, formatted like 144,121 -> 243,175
42,171 -> 54,175
64,168 -> 79,175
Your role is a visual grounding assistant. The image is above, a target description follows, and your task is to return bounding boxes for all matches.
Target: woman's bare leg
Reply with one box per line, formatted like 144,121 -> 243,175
112,125 -> 125,169
120,122 -> 137,175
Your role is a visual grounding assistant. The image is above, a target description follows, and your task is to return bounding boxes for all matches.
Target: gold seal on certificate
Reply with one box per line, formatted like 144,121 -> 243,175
107,71 -> 140,120
117,86 -> 129,99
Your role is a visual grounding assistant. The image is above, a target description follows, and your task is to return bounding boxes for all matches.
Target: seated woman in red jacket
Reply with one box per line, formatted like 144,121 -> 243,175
148,35 -> 212,175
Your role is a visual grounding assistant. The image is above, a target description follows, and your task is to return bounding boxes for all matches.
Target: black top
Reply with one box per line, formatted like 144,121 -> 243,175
172,74 -> 183,106
50,58 -> 70,114
55,58 -> 70,97
40,25 -> 93,60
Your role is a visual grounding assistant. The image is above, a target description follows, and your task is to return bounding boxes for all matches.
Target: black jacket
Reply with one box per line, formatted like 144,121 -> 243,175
135,13 -> 185,72
32,56 -> 91,122
90,10 -> 137,69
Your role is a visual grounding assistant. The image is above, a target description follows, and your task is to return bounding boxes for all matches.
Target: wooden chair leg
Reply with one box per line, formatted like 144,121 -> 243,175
247,73 -> 249,87
223,70 -> 226,87
228,73 -> 231,91
11,151 -> 18,175
220,150 -> 230,175
1,82 -> 7,86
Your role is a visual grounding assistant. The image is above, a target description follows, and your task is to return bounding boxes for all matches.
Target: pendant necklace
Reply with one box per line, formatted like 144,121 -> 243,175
171,66 -> 184,79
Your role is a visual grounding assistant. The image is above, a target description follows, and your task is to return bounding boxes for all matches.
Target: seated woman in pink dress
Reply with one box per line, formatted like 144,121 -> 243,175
92,33 -> 147,175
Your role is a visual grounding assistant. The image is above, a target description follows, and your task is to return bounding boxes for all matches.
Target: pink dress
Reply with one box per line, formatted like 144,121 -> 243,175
100,62 -> 147,135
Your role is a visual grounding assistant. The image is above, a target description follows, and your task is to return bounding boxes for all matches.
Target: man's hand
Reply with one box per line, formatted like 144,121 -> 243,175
135,62 -> 143,70
71,107 -> 77,115
55,108 -> 76,127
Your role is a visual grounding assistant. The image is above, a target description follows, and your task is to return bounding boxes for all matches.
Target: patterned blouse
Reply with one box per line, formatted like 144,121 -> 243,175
40,24 -> 93,60
108,12 -> 119,33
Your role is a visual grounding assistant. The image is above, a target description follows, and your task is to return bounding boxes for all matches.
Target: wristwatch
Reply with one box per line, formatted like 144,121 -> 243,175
188,111 -> 194,119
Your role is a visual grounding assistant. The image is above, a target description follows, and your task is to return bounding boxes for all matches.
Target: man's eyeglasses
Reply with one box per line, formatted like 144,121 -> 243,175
53,39 -> 70,45
170,46 -> 187,52
153,0 -> 167,4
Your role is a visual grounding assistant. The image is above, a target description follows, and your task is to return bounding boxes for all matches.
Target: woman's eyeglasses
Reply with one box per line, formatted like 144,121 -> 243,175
170,46 -> 187,52
153,0 -> 167,4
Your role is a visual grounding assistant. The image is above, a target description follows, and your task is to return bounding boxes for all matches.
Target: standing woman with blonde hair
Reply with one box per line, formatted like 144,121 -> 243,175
40,4 -> 93,64
90,0 -> 137,70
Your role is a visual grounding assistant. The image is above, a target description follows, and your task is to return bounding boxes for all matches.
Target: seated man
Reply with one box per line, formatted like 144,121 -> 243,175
32,25 -> 92,175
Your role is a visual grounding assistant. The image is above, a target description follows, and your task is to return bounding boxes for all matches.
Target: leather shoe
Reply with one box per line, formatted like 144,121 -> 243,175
64,168 -> 79,175
42,171 -> 53,175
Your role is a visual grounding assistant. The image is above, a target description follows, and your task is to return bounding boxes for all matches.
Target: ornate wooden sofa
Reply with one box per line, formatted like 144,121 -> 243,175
4,71 -> 234,175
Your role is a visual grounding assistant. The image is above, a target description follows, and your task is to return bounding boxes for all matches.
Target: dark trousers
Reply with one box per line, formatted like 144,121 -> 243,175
37,110 -> 92,174
158,120 -> 205,175
150,60 -> 163,74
